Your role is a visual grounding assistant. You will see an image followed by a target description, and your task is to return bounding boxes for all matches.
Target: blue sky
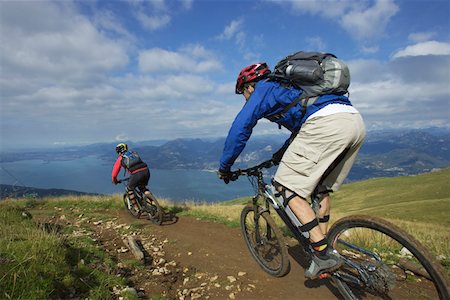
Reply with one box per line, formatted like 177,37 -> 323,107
1,0 -> 449,149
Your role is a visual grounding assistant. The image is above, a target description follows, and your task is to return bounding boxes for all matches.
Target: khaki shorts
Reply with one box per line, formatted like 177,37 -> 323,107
274,112 -> 366,198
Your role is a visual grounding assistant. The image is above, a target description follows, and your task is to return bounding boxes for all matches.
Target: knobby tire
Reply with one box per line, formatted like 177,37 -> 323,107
240,205 -> 290,277
327,215 -> 449,300
144,192 -> 163,225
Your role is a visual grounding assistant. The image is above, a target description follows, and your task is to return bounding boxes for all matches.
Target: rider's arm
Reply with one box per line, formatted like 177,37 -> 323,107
219,82 -> 280,171
111,156 -> 122,183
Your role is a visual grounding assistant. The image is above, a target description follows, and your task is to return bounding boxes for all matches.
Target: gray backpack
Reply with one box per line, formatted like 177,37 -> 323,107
267,52 -> 350,121
121,150 -> 143,169
269,51 -> 350,98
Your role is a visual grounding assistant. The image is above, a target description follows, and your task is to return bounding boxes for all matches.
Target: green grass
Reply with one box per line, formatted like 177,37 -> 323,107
0,205 -> 69,299
331,168 -> 450,225
1,168 -> 449,298
35,194 -> 124,210
0,199 -> 126,299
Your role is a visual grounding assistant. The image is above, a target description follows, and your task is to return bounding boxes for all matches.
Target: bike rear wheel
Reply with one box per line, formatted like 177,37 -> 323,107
240,205 -> 290,277
144,191 -> 163,225
123,194 -> 141,219
328,215 -> 449,300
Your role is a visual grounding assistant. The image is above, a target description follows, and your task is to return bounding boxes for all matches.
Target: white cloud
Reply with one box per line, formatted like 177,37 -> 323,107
181,0 -> 194,10
285,0 -> 353,18
1,0 -> 448,148
392,41 -> 450,58
340,0 -> 399,41
347,59 -> 390,83
0,1 -> 128,84
408,31 -> 437,43
138,46 -> 222,73
94,10 -> 136,43
115,133 -> 129,141
216,19 -> 244,40
275,0 -> 399,41
131,0 -> 176,31
136,11 -> 171,31
216,18 -> 264,61
361,45 -> 380,54
351,79 -> 449,129
348,53 -> 450,130
304,36 -> 326,51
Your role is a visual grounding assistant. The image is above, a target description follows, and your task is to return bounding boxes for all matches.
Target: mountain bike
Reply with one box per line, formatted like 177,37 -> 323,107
229,159 -> 449,299
117,178 -> 163,225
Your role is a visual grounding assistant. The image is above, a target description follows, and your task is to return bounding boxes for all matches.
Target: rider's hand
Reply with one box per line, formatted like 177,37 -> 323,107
113,179 -> 118,185
218,169 -> 233,184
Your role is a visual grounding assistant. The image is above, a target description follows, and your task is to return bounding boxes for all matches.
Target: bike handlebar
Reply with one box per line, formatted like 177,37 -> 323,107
230,159 -> 274,180
116,177 -> 130,184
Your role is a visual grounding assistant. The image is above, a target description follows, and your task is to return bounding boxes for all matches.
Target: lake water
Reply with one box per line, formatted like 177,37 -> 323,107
0,156 -> 260,202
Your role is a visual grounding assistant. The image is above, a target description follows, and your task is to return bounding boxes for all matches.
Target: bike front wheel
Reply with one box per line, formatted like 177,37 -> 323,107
328,215 -> 449,300
144,191 -> 163,225
240,205 -> 290,277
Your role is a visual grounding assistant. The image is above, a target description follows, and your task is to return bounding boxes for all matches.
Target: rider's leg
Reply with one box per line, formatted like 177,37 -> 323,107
275,183 -> 331,252
287,194 -> 325,242
286,193 -> 342,279
142,187 -> 152,200
274,183 -> 341,278
126,187 -> 139,209
273,113 -> 366,278
318,193 -> 331,234
141,169 -> 151,198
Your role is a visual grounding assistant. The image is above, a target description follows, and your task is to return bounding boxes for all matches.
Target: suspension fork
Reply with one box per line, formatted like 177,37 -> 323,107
251,197 -> 262,244
251,176 -> 273,243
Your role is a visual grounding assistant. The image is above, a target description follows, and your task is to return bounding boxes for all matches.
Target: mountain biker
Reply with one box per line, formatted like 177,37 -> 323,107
112,143 -> 151,210
218,62 -> 366,279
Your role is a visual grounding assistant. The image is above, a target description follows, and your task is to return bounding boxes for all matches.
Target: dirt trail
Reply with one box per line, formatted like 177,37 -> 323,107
34,206 -> 341,299
116,209 -> 341,300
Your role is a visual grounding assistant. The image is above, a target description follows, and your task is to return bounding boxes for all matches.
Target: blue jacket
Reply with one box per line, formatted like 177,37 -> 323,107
219,80 -> 352,171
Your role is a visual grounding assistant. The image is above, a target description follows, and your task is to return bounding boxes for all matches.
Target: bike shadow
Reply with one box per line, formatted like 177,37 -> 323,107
287,244 -> 344,299
158,207 -> 180,226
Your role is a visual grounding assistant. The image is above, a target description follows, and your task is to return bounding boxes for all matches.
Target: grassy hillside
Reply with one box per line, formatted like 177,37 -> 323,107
0,196 -> 130,299
331,167 -> 450,225
1,168 -> 449,299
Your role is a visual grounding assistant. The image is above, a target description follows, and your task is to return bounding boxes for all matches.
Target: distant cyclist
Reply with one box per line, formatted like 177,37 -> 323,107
218,61 -> 366,279
112,143 -> 151,210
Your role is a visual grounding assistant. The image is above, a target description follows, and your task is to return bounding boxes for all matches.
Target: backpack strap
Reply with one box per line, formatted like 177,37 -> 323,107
265,95 -> 315,123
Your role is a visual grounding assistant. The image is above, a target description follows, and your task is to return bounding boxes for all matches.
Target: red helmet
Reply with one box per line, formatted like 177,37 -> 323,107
235,63 -> 271,94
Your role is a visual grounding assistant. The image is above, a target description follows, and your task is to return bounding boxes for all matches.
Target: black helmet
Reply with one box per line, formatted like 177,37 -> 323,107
115,143 -> 128,154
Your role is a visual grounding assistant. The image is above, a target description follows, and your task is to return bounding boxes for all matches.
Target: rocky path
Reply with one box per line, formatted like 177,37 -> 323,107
113,210 -> 340,300
35,207 -> 341,299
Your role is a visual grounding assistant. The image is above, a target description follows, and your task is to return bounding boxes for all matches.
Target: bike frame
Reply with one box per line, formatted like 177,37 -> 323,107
243,163 -> 315,254
243,166 -> 383,279
118,177 -> 145,210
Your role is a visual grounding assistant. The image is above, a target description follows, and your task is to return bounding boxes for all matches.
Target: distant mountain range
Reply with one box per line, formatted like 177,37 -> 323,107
1,128 -> 449,182
0,184 -> 99,199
